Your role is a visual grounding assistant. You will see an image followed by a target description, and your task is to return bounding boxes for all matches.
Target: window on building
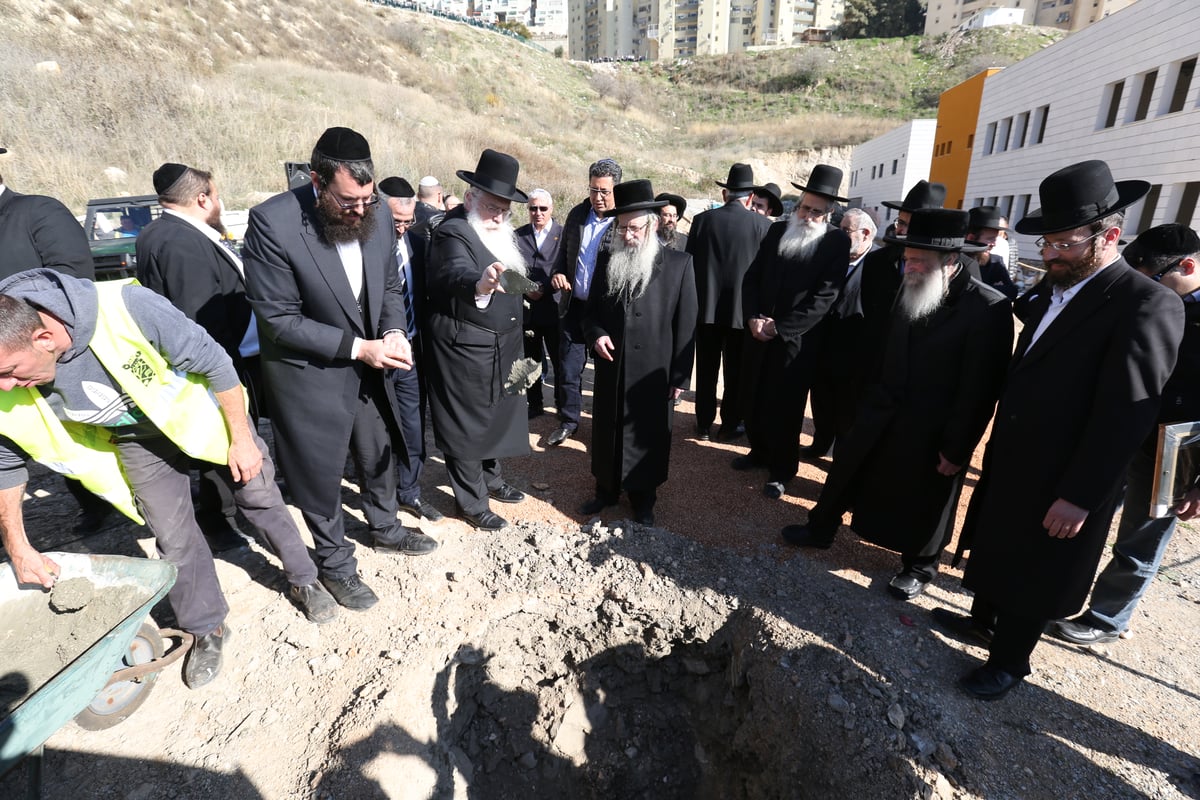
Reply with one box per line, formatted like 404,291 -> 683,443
1013,112 -> 1030,148
947,141 -> 952,154
983,122 -> 998,155
1176,182 -> 1200,226
967,133 -> 974,149
1016,194 -> 1032,226
1168,57 -> 1197,114
871,165 -> 876,179
1133,69 -> 1158,122
1032,105 -> 1050,144
1137,184 -> 1162,233
1102,80 -> 1124,129
1000,196 -> 1013,219
892,159 -> 898,175
996,117 -> 1012,152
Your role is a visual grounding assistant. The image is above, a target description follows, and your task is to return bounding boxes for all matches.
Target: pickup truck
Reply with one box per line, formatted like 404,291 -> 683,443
82,195 -> 162,280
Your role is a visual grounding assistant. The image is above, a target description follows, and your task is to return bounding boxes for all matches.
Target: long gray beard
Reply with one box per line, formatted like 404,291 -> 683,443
467,208 -> 528,276
777,216 -> 825,260
898,266 -> 951,321
606,236 -> 660,303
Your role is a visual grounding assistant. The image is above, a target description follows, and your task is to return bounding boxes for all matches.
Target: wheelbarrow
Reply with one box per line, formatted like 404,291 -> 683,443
0,552 -> 192,798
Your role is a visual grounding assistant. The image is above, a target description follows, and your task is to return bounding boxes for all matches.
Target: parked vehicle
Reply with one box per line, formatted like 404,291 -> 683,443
82,195 -> 162,280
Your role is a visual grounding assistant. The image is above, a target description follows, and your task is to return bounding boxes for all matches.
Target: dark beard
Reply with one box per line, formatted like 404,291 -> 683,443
314,190 -> 378,245
1044,239 -> 1105,288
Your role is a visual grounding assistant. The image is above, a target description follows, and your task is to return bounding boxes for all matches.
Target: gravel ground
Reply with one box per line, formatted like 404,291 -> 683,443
2,365 -> 1199,799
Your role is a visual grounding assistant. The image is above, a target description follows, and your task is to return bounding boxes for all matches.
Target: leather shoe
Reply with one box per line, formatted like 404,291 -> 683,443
780,524 -> 835,548
763,481 -> 785,499
930,607 -> 994,646
461,509 -> 508,531
730,454 -> 760,471
399,498 -> 444,523
488,483 -> 525,503
547,425 -> 574,447
579,496 -> 615,515
289,582 -> 338,624
320,574 -> 379,610
887,572 -> 929,601
959,664 -> 1024,701
1052,618 -> 1121,645
375,530 -> 439,556
183,625 -> 228,689
696,425 -> 712,441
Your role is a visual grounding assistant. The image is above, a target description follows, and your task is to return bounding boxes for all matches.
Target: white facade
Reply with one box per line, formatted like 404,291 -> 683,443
925,0 -> 1137,37
963,0 -> 1200,255
960,7 -> 1025,30
847,120 -> 937,223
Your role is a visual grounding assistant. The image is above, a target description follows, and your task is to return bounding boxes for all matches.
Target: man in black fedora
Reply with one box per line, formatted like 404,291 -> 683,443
579,180 -> 698,526
934,159 -> 1184,700
736,164 -> 849,498
781,208 -> 1013,602
244,127 -> 438,613
752,182 -> 784,219
656,192 -> 688,251
685,163 -> 773,441
964,205 -> 1019,300
424,149 -> 531,532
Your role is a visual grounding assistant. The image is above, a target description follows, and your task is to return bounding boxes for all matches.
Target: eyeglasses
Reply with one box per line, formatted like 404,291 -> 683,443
587,186 -> 612,197
529,206 -> 551,212
330,193 -> 380,212
616,220 -> 651,236
476,198 -> 512,220
1036,228 -> 1111,252
1151,258 -> 1185,282
393,217 -> 415,229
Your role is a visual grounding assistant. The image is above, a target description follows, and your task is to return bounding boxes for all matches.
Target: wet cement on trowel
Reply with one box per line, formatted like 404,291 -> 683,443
0,578 -> 143,715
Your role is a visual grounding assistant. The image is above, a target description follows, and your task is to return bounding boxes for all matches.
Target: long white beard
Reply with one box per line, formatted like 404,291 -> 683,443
777,216 -> 825,260
898,265 -> 951,321
606,235 -> 660,302
466,208 -> 528,276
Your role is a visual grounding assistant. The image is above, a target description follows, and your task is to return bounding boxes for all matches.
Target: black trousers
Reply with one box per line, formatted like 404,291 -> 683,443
524,321 -> 562,413
694,323 -> 744,432
970,596 -> 1045,677
444,456 -> 504,517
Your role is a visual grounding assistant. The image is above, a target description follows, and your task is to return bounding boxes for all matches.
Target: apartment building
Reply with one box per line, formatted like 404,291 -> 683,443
925,0 -> 1138,38
846,120 -> 937,224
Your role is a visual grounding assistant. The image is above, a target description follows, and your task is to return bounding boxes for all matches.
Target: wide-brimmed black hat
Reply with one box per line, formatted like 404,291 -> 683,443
604,180 -> 668,218
656,192 -> 687,219
968,205 -> 1008,231
716,163 -> 756,191
152,163 -> 189,196
378,176 -> 415,198
790,165 -> 847,203
314,127 -> 371,161
882,180 -> 946,212
753,183 -> 784,216
1015,160 -> 1150,235
883,208 -> 988,253
456,149 -> 528,204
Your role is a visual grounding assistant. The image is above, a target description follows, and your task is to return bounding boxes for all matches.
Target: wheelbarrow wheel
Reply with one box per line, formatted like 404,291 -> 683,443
74,621 -> 164,731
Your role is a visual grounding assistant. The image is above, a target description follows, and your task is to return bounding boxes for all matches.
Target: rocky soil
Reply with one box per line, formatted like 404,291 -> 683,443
2,378 -> 1199,799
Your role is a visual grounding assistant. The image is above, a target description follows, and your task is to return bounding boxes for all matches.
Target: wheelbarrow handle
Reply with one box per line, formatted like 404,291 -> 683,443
103,628 -> 194,687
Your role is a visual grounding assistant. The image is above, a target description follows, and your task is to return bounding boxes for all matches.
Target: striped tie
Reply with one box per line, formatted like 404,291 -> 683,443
398,251 -> 417,339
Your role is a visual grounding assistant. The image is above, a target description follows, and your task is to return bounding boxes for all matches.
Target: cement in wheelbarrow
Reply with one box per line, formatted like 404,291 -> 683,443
0,553 -> 176,776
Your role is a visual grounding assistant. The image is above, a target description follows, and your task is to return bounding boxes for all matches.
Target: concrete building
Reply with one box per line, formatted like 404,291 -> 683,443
930,69 -> 1001,211
847,120 -> 937,224
962,0 -> 1200,256
925,0 -> 1139,38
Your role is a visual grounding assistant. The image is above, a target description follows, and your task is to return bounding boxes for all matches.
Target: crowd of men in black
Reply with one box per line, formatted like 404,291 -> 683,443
0,132 -> 1196,701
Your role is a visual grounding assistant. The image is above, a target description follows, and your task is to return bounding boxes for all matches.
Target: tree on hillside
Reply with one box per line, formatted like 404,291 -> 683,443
837,0 -> 925,39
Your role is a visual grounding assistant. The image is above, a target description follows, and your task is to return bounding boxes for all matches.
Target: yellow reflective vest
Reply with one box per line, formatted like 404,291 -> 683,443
0,281 -> 232,523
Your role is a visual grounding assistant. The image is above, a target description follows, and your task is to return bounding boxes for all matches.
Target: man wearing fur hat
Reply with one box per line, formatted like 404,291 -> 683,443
579,181 -> 698,526
423,149 -> 531,532
934,160 -> 1184,700
780,209 -> 1013,602
736,165 -> 850,499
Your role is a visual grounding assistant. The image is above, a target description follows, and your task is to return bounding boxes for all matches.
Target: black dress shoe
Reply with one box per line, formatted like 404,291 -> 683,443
375,530 -> 439,556
730,454 -> 760,471
399,497 -> 445,523
763,481 -> 785,499
183,625 -> 229,689
696,425 -> 712,441
289,582 -> 339,624
488,483 -> 525,503
1052,618 -> 1121,645
633,509 -> 655,526
780,524 -> 835,548
579,496 -> 616,515
887,572 -> 929,601
321,574 -> 379,610
959,664 -> 1024,701
547,425 -> 575,447
461,510 -> 508,531
930,607 -> 994,646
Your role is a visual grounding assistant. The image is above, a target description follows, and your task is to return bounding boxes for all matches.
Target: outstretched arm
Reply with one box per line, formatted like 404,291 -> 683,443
0,484 -> 59,588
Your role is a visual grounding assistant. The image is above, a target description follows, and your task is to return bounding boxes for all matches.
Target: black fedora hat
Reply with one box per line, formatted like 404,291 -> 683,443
883,208 -> 988,253
791,165 -> 848,203
968,205 -> 1008,231
456,149 -> 528,204
753,183 -> 784,216
882,180 -> 946,212
604,180 -> 668,218
378,176 -> 415,198
715,163 -> 756,191
1014,160 -> 1149,235
656,192 -> 687,219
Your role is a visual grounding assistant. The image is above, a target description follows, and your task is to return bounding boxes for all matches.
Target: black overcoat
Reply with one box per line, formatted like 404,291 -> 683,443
0,189 -> 95,280
960,259 -> 1184,619
819,267 -> 1014,554
685,201 -> 772,328
423,208 -> 529,461
242,186 -> 407,518
583,247 -> 697,491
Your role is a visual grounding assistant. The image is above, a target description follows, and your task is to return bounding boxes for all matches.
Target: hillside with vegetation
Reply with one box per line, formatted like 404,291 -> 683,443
0,0 -> 1061,213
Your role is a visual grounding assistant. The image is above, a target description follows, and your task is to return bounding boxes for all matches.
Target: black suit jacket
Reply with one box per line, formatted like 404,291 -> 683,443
685,200 -> 772,328
136,212 -> 252,362
396,230 -> 429,334
0,189 -> 95,280
551,200 -> 615,317
515,220 -> 563,327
